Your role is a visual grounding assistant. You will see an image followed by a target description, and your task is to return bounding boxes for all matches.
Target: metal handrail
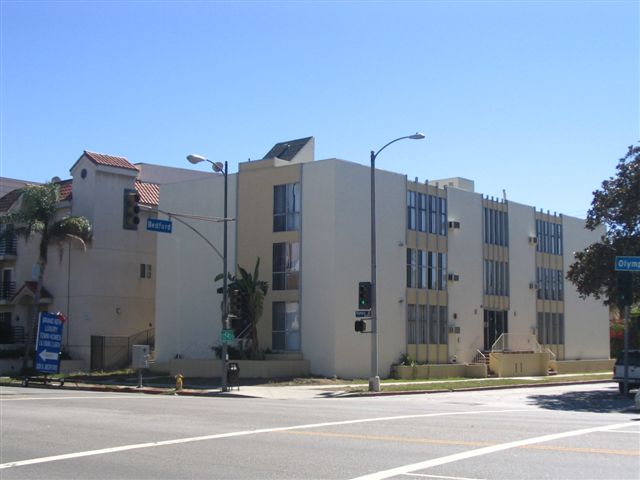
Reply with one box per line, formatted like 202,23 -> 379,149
472,349 -> 487,364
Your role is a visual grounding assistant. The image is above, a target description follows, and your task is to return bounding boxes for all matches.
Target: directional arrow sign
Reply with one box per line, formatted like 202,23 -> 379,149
38,350 -> 59,362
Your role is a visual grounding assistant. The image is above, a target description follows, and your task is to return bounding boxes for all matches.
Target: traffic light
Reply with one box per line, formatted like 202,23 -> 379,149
358,282 -> 372,309
618,271 -> 634,307
123,188 -> 141,230
355,319 -> 366,333
230,288 -> 243,316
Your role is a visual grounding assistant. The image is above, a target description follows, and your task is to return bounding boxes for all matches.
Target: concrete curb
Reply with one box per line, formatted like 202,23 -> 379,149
1,378 -> 615,399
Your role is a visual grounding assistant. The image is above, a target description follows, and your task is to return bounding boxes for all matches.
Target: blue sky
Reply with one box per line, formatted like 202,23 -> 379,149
1,0 -> 638,218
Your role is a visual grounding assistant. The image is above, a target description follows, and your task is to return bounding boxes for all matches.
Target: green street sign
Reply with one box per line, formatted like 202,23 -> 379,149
220,329 -> 235,344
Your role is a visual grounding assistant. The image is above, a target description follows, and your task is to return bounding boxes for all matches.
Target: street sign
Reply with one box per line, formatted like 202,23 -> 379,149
355,310 -> 371,318
146,218 -> 173,233
35,312 -> 64,374
220,329 -> 235,344
615,256 -> 640,272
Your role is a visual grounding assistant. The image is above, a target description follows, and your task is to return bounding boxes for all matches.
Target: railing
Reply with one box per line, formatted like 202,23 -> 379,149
0,237 -> 17,256
491,333 -> 543,353
0,282 -> 16,301
472,349 -> 487,364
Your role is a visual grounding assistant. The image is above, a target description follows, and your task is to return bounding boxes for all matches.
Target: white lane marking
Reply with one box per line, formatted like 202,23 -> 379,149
405,473 -> 484,480
351,421 -> 634,480
404,474 -> 485,480
0,409 -> 526,469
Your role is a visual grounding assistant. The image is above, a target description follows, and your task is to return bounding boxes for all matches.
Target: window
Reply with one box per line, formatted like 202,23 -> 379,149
437,253 -> 447,291
438,197 -> 447,236
0,224 -> 16,256
407,304 -> 417,344
485,260 -> 509,296
273,183 -> 300,232
536,219 -> 562,254
417,193 -> 427,232
427,252 -> 437,290
406,249 -> 417,288
407,191 -> 417,230
417,250 -> 427,288
536,267 -> 564,300
272,302 -> 300,351
273,242 -> 300,290
483,208 -> 508,246
418,305 -> 428,344
139,264 -> 152,279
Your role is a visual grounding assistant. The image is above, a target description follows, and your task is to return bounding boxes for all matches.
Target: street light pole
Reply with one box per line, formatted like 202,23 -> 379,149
369,133 -> 425,392
186,154 -> 230,392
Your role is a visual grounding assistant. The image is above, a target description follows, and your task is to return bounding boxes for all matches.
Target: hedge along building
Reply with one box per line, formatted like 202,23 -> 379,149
154,137 -> 609,379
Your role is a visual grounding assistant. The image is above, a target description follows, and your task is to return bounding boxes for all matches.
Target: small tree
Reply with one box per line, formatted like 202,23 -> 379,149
215,258 -> 269,357
567,143 -> 640,309
1,183 -> 92,372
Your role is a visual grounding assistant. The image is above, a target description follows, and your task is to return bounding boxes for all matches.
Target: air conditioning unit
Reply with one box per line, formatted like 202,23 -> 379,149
528,236 -> 538,244
448,326 -> 461,334
529,282 -> 538,289
448,221 -> 461,229
448,273 -> 460,281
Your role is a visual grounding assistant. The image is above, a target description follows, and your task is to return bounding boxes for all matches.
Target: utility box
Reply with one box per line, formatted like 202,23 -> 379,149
132,345 -> 150,369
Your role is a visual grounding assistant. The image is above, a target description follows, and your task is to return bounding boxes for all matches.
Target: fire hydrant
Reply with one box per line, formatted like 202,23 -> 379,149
175,374 -> 184,391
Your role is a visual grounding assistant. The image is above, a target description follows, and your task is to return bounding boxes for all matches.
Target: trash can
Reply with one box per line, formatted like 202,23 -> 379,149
227,362 -> 240,390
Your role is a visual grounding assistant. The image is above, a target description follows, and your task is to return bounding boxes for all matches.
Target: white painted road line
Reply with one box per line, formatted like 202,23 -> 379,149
351,421 -> 635,480
0,409 -> 527,470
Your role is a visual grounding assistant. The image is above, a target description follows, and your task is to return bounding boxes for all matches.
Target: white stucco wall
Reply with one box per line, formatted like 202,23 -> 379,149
507,201 -> 538,339
301,159 -> 406,379
562,215 -> 609,359
446,187 -> 484,363
155,174 -> 237,363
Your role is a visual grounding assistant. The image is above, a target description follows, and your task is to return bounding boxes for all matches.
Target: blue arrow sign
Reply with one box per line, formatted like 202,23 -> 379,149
147,218 -> 173,233
615,256 -> 640,272
35,312 -> 64,374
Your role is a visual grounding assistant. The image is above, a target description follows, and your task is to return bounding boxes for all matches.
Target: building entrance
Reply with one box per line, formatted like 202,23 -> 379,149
484,310 -> 508,351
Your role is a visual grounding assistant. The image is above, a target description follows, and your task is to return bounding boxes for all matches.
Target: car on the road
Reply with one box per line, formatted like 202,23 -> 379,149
613,349 -> 640,394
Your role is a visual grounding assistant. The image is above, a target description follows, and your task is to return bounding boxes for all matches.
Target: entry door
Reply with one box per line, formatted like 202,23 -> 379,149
484,310 -> 508,350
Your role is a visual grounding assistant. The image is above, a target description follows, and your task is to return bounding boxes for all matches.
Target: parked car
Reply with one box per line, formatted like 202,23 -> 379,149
613,350 -> 640,394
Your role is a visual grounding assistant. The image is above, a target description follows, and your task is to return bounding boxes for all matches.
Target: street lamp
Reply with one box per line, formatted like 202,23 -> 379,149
186,154 -> 230,392
369,133 -> 425,392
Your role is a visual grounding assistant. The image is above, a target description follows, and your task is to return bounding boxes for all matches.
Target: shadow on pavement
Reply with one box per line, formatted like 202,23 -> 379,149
528,385 -> 637,413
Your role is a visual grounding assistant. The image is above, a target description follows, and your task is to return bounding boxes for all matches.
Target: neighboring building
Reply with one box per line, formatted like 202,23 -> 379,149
155,138 -> 609,379
0,152 -> 208,372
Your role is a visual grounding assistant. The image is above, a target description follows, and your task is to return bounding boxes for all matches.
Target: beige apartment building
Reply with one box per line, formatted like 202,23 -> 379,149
155,138 -> 610,379
0,152 -> 208,373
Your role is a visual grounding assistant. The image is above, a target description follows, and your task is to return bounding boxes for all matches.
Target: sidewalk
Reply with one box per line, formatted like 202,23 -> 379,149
1,373 -> 615,400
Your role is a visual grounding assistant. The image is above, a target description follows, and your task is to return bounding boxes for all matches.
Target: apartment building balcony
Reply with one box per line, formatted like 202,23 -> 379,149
0,282 -> 16,303
0,237 -> 17,260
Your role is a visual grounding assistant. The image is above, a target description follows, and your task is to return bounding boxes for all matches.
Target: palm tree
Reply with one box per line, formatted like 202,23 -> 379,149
1,183 -> 92,372
215,258 -> 269,357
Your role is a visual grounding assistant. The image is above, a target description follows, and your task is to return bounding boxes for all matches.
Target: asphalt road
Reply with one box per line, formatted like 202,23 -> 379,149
1,383 -> 638,479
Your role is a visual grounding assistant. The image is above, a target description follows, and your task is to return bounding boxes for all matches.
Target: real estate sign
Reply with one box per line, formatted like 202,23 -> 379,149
35,312 -> 65,374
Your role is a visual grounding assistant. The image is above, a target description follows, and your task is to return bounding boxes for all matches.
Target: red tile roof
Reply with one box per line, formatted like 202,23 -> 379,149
57,179 -> 73,201
83,151 -> 139,171
135,181 -> 159,206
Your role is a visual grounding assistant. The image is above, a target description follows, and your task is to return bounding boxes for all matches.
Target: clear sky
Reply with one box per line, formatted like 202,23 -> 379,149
1,0 -> 638,218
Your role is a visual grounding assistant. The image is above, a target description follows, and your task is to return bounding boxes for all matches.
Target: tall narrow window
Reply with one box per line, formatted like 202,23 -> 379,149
407,304 -> 417,344
272,302 -> 300,351
428,195 -> 437,234
438,253 -> 447,291
438,197 -> 447,236
417,250 -> 427,288
417,193 -> 427,232
407,191 -> 417,230
427,252 -> 437,290
273,183 -> 300,232
406,249 -> 417,288
272,242 -> 300,290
